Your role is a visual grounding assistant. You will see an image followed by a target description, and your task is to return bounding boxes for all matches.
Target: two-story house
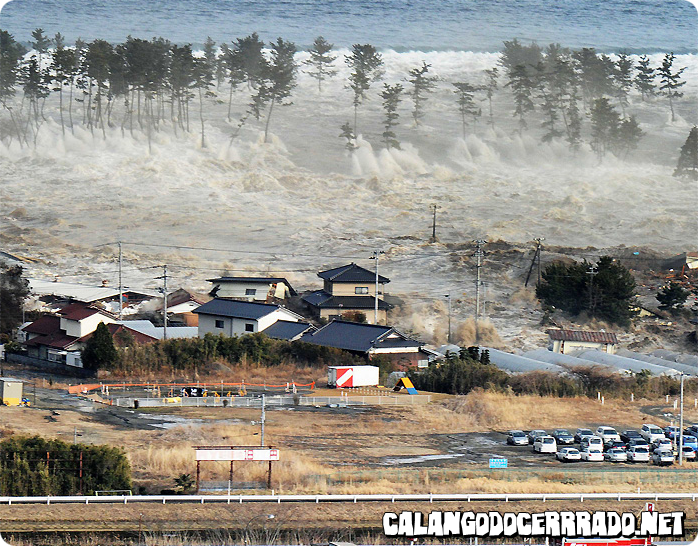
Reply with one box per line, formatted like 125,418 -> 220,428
207,276 -> 297,302
302,263 -> 392,324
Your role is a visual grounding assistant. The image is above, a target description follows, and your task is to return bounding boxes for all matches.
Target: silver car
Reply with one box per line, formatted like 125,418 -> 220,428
528,429 -> 547,444
604,448 -> 628,463
627,446 -> 650,463
507,430 -> 529,446
652,449 -> 674,466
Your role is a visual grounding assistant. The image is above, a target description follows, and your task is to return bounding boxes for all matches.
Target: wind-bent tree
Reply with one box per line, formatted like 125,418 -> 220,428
304,36 -> 337,93
51,38 -> 78,135
634,55 -> 655,101
657,52 -> 686,122
613,53 -> 633,116
452,82 -> 480,140
345,43 -> 383,134
22,56 -> 50,145
0,30 -> 27,146
482,67 -> 498,128
674,126 -> 698,180
83,39 -> 113,137
170,44 -> 196,136
407,61 -> 437,126
258,38 -> 297,143
380,83 -> 403,149
506,64 -> 535,131
194,54 -> 215,148
233,33 -> 266,90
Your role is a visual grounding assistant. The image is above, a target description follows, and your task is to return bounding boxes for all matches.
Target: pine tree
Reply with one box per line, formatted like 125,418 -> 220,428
194,54 -> 215,148
345,43 -> 383,134
51,39 -> 77,136
380,83 -> 403,149
220,43 -> 244,122
590,97 -> 621,160
83,39 -> 113,137
614,115 -> 643,158
452,82 -> 480,140
0,30 -> 27,145
259,37 -> 297,143
81,322 -> 118,370
613,53 -> 633,116
506,64 -> 534,131
483,67 -> 498,128
656,282 -> 689,311
674,126 -> 698,180
202,36 -> 218,86
29,28 -> 52,66
407,61 -> 437,126
657,52 -> 686,122
566,91 -> 582,153
233,33 -> 266,90
634,54 -> 655,101
303,36 -> 337,93
339,122 -> 357,152
0,264 -> 29,336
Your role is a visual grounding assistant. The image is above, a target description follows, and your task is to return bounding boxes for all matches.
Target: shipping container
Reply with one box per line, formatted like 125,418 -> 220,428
327,365 -> 379,388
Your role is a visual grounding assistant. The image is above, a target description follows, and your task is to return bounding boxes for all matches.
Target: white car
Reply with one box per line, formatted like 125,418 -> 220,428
641,424 -> 665,444
679,446 -> 696,461
556,447 -> 581,462
580,448 -> 604,462
533,435 -> 557,453
652,449 -> 674,466
626,446 -> 650,463
604,448 -> 628,462
651,438 -> 672,452
595,426 -> 621,445
581,436 -> 604,450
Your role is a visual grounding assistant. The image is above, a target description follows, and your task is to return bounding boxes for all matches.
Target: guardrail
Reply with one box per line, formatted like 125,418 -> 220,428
0,492 -> 696,505
111,395 -> 431,408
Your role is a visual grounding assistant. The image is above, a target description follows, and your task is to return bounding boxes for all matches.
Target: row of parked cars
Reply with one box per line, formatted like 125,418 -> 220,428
505,423 -> 698,466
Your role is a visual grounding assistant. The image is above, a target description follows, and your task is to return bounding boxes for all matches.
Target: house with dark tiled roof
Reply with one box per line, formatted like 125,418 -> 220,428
302,263 -> 392,325
208,276 -> 297,302
300,320 -> 433,369
194,298 -> 307,338
547,329 -> 618,355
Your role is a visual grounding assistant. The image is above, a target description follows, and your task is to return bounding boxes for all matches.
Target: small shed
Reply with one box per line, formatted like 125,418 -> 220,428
547,329 -> 618,355
0,378 -> 24,406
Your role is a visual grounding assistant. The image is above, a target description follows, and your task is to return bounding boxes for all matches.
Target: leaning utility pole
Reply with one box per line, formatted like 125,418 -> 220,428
370,250 -> 384,324
524,237 -> 545,288
430,204 -> 439,242
444,293 -> 452,344
118,241 -> 123,320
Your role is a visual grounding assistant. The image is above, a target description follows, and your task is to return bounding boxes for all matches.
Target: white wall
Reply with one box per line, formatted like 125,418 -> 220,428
551,339 -> 615,355
61,313 -> 115,338
213,281 -> 291,301
197,307 -> 300,338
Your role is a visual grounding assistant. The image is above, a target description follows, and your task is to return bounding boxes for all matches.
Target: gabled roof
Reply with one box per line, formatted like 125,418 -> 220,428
194,298 -> 288,320
317,263 -> 390,284
300,320 -> 395,353
78,323 -> 157,346
302,291 -> 392,310
56,302 -> 112,321
208,277 -> 297,296
23,315 -> 61,335
25,332 -> 79,350
547,329 -> 618,344
262,320 -> 315,341
116,320 -> 199,340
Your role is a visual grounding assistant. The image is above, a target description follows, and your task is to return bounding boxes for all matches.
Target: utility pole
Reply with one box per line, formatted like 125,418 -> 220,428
370,250 -> 384,324
474,240 -> 486,344
430,204 -> 439,242
586,265 -> 598,312
260,393 -> 266,447
118,241 -> 123,321
156,266 -> 169,340
679,373 -> 685,465
524,237 -> 545,288
444,294 -> 452,344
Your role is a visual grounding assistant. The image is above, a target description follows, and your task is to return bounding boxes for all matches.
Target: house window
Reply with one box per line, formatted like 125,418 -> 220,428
355,287 -> 369,294
215,320 -> 224,329
245,323 -> 254,332
245,288 -> 257,296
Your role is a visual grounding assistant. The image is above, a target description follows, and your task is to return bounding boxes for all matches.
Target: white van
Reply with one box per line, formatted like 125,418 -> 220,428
533,435 -> 557,453
640,424 -> 665,443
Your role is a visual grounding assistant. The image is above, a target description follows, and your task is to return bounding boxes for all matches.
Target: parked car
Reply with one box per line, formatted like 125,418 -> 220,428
595,426 -> 621,445
626,446 -> 651,463
628,438 -> 649,448
574,428 -> 594,443
652,449 -> 674,466
556,447 -> 581,462
552,429 -> 575,445
533,436 -> 557,453
604,440 -> 627,452
528,429 -> 547,444
679,446 -> 696,461
604,448 -> 628,463
682,435 -> 698,451
651,438 -> 673,452
620,430 -> 643,443
507,430 -> 529,446
664,426 -> 680,439
581,436 -> 604,450
641,424 -> 666,443
580,448 -> 604,462
687,424 -> 698,437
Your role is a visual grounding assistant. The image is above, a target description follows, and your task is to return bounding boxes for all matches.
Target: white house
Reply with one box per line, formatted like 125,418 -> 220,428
208,276 -> 296,302
194,299 -> 305,338
547,329 -> 618,355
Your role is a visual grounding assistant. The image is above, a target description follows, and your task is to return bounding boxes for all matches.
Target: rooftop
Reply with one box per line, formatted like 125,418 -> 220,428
317,263 -> 390,284
302,291 -> 392,310
22,315 -> 61,335
547,329 -> 619,344
194,298 -> 284,320
262,320 -> 315,341
208,277 -> 297,295
300,320 -> 395,353
57,302 -> 111,321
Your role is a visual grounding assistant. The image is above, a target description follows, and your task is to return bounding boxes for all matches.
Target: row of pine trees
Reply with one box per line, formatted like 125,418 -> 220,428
0,29 -> 693,166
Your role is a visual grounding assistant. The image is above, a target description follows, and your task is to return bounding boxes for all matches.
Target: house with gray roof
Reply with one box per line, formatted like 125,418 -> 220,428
302,263 -> 392,325
194,298 -> 306,338
300,320 -> 432,369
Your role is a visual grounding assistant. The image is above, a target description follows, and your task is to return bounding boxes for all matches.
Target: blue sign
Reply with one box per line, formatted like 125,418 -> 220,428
489,457 -> 508,468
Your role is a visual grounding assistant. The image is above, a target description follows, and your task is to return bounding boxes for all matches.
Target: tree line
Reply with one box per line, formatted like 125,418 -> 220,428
0,29 -> 692,162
